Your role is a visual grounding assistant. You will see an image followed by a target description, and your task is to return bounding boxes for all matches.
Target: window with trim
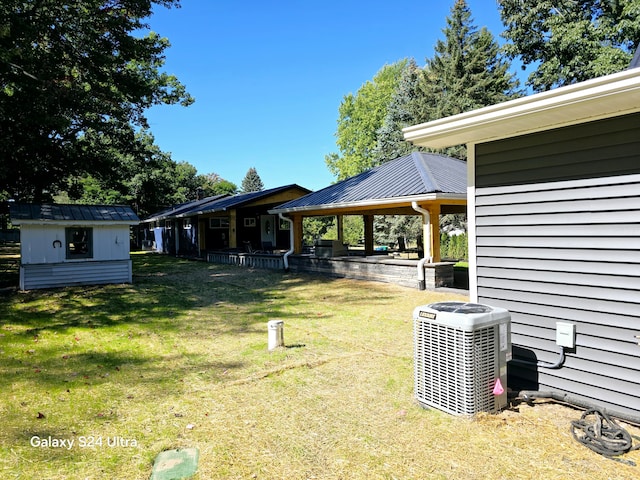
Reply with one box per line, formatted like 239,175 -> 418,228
183,218 -> 192,229
209,217 -> 230,229
66,227 -> 93,259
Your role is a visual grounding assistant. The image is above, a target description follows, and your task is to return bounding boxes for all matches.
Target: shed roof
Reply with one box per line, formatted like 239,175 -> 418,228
10,203 -> 139,225
270,152 -> 466,214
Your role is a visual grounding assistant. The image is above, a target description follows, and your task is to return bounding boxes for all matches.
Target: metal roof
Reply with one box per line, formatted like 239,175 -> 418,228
143,194 -> 228,222
142,184 -> 311,222
10,203 -> 139,225
270,153 -> 466,213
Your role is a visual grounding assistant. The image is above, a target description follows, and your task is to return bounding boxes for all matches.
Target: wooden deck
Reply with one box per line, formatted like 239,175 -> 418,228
206,250 -> 456,290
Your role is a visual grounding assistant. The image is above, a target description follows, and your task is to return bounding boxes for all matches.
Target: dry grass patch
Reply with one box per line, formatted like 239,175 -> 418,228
1,252 -> 638,479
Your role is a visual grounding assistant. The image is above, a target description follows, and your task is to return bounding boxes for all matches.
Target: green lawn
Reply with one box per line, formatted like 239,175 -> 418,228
1,253 -> 638,479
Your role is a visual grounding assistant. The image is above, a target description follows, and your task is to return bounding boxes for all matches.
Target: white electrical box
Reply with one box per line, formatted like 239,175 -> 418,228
556,322 -> 576,348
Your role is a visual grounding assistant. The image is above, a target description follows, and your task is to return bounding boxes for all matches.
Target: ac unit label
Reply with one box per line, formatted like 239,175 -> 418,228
419,311 -> 437,320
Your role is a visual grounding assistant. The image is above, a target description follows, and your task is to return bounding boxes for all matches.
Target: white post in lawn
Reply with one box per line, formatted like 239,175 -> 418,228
268,320 -> 284,350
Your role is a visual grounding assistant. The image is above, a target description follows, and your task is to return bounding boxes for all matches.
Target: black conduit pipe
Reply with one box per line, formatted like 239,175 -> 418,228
518,390 -> 640,427
510,347 -> 566,369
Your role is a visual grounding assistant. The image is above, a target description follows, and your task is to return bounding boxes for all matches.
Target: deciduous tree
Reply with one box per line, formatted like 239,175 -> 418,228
0,0 -> 193,201
325,60 -> 408,180
499,0 -> 640,91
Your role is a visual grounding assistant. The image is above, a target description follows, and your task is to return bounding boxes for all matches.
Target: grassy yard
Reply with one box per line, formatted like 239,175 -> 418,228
1,252 -> 638,479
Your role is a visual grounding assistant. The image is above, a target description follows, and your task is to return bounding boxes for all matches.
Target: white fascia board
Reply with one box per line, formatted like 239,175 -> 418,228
269,193 -> 467,215
15,220 -> 139,227
403,68 -> 640,148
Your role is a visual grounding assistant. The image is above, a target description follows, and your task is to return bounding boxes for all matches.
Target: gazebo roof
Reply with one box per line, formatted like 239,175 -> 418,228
270,152 -> 467,215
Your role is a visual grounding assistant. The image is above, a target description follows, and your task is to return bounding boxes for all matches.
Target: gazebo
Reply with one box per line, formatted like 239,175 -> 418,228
269,152 -> 467,289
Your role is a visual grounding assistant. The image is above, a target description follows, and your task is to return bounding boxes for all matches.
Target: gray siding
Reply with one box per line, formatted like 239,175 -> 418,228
20,260 -> 132,290
474,114 -> 640,420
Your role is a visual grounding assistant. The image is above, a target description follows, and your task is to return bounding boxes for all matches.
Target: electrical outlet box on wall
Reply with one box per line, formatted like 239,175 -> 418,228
556,322 -> 576,348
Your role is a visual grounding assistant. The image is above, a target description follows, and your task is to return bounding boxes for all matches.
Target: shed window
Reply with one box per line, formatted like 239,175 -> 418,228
66,227 -> 93,259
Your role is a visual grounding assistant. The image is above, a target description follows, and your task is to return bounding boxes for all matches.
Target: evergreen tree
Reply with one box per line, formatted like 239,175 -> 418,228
241,167 -> 264,193
418,0 -> 520,158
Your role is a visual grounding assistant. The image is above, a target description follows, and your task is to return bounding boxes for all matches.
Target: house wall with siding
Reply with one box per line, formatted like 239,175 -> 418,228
473,112 -> 640,419
20,224 -> 131,264
19,224 -> 133,290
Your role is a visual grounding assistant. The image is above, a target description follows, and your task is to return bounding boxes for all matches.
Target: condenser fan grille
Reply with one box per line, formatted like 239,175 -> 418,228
414,320 -> 498,415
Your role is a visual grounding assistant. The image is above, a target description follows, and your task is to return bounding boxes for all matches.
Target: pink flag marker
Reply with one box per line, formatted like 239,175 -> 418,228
493,378 -> 504,396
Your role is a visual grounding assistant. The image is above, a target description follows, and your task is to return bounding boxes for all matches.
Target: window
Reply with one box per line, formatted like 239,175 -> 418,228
279,218 -> 291,230
209,217 -> 230,229
183,218 -> 192,229
244,217 -> 256,227
66,227 -> 93,259
165,220 -> 172,229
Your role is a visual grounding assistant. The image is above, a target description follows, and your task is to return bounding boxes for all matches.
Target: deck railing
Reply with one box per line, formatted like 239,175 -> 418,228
206,252 -> 284,270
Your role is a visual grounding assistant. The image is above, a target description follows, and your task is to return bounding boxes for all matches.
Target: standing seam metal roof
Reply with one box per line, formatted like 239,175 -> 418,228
271,152 -> 466,211
142,184 -> 310,221
9,204 -> 140,223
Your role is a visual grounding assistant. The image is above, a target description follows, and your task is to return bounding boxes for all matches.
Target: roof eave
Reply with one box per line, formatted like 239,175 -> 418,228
402,68 -> 640,148
14,220 -> 139,226
269,192 -> 467,215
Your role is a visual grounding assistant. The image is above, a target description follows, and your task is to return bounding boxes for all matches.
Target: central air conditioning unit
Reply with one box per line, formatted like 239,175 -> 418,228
413,301 -> 512,415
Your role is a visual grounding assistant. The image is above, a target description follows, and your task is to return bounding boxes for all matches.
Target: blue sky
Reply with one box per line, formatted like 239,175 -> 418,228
144,1 -> 514,192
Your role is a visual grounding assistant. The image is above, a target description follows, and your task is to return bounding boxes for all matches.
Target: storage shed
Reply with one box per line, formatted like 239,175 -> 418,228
403,67 -> 640,421
10,203 -> 139,290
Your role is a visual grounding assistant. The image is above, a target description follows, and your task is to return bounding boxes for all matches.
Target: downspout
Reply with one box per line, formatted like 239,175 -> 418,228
278,213 -> 294,271
412,202 -> 432,290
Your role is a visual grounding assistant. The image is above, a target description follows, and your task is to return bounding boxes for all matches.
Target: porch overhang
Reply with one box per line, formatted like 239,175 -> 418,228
269,193 -> 467,217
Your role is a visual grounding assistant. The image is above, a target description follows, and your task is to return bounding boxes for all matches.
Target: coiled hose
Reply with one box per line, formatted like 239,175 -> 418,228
570,408 -> 640,466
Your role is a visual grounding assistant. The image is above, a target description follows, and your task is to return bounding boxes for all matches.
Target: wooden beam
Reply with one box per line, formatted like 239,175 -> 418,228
363,215 -> 374,255
229,210 -> 237,248
293,215 -> 303,253
430,204 -> 441,262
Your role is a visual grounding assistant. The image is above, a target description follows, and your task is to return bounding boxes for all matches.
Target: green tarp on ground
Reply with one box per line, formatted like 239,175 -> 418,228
150,448 -> 199,480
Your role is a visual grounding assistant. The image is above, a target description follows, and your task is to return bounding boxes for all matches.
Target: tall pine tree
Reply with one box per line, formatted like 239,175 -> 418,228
373,0 -> 521,164
241,167 -> 264,193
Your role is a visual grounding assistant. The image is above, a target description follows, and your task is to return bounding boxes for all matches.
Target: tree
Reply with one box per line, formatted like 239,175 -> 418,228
499,0 -> 640,91
0,0 -> 193,202
325,60 -> 408,180
372,59 -> 427,165
200,173 -> 237,197
419,0 -> 521,159
241,167 -> 264,193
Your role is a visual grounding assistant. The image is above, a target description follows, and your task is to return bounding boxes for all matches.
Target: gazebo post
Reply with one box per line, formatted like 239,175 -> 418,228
293,215 -> 304,253
363,214 -> 374,255
336,215 -> 344,244
430,204 -> 441,263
